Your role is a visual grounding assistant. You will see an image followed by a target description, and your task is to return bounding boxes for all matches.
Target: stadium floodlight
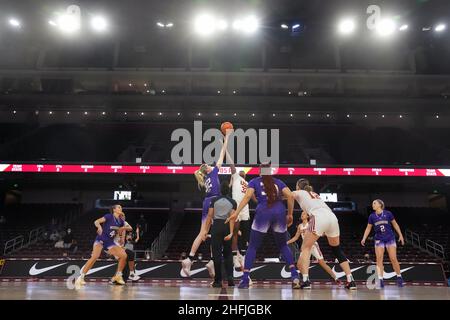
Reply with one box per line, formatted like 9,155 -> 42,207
399,24 -> 408,31
156,22 -> 165,28
91,16 -> 108,32
233,15 -> 259,34
435,24 -> 446,32
8,18 -> 21,28
57,13 -> 80,33
338,19 -> 356,35
194,14 -> 216,36
165,22 -> 174,28
376,18 -> 396,36
281,23 -> 289,29
217,20 -> 228,31
48,20 -> 57,26
292,24 -> 300,29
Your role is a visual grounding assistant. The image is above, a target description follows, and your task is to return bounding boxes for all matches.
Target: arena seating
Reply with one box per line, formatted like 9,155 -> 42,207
0,33 -> 415,72
387,207 -> 450,258
2,123 -> 450,166
0,203 -> 82,253
10,209 -> 169,258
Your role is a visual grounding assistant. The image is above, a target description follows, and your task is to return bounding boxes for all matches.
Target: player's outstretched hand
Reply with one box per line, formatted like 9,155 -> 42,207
399,237 -> 405,246
360,239 -> 366,246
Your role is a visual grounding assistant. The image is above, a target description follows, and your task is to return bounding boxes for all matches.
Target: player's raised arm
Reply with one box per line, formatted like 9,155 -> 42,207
226,150 -> 236,187
216,131 -> 231,169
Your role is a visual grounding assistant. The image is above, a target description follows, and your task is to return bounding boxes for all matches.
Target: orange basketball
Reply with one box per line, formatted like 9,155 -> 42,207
220,122 -> 234,135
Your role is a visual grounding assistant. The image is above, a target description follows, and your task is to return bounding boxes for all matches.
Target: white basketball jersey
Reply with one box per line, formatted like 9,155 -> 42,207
292,190 -> 334,217
299,222 -> 308,239
231,172 -> 250,220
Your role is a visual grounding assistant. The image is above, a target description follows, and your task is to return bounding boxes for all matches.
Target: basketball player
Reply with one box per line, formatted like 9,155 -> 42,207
287,211 -> 341,285
226,164 -> 300,289
292,179 -> 356,290
227,152 -> 251,269
75,205 -> 128,286
361,199 -> 405,288
181,130 -> 232,277
115,213 -> 141,282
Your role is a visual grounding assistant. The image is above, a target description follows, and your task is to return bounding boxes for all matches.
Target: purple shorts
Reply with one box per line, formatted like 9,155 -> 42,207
374,238 -> 397,248
251,202 -> 287,234
202,196 -> 216,224
94,236 -> 117,251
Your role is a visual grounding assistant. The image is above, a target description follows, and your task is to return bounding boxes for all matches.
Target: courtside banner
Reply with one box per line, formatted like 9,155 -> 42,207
0,260 -> 446,283
1,163 -> 450,177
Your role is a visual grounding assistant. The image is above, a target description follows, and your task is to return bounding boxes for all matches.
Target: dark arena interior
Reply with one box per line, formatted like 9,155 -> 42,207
0,0 -> 450,311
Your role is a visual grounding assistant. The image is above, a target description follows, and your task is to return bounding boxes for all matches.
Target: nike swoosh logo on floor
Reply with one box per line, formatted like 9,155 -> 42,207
234,265 -> 266,278
383,267 -> 414,279
29,262 -> 68,276
135,264 -> 167,276
84,263 -> 116,275
280,265 -> 315,278
332,266 -> 366,279
180,267 -> 207,278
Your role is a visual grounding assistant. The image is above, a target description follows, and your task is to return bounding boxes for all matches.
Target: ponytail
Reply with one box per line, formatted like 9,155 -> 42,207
194,170 -> 205,190
262,175 -> 278,207
194,164 -> 208,190
297,178 -> 313,192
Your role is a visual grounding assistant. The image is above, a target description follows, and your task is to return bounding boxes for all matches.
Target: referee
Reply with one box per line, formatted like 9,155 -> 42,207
203,181 -> 237,288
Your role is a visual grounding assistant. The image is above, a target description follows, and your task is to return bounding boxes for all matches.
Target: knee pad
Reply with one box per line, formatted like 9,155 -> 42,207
331,245 -> 347,264
125,249 -> 135,261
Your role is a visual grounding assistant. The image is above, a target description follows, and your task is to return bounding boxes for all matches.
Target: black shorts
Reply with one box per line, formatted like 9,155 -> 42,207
239,220 -> 250,249
125,248 -> 135,261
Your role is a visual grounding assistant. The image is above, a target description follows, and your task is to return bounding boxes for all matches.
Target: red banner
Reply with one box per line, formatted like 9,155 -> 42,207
0,163 -> 449,177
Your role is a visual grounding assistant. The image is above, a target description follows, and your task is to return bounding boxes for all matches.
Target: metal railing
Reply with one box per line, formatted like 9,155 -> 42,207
28,226 -> 46,245
405,229 -> 421,248
2,205 -> 84,256
405,228 -> 447,261
3,235 -> 24,255
425,239 -> 446,259
150,211 -> 186,259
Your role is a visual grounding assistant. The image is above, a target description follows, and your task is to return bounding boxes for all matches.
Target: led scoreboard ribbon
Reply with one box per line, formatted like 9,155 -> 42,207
0,163 -> 449,177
